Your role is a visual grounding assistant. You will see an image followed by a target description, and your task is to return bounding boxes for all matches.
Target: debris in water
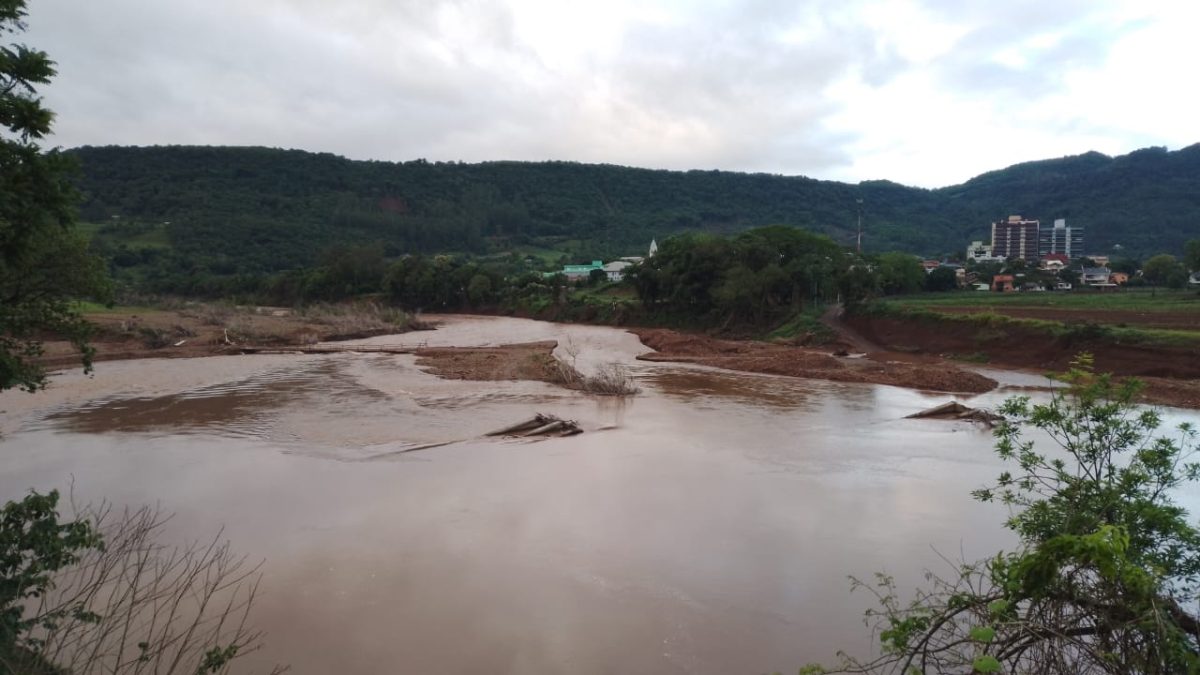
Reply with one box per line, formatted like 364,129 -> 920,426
366,413 -> 583,460
905,401 -> 1004,427
485,413 -> 583,438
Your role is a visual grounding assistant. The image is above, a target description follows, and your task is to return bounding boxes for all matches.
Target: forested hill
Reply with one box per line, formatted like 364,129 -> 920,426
939,145 -> 1200,254
69,144 -> 1200,275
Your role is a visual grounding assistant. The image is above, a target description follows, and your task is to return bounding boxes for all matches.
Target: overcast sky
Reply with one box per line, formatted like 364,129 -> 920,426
20,0 -> 1200,187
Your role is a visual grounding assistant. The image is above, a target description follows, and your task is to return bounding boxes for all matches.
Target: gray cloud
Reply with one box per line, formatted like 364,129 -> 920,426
18,0 -> 1184,186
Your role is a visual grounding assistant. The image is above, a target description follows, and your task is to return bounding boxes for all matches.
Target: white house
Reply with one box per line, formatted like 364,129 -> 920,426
1081,267 -> 1113,287
603,260 -> 633,282
966,240 -> 1003,263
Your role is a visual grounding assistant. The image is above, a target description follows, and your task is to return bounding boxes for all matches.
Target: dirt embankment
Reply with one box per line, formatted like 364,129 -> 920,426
845,314 -> 1200,409
36,306 -> 421,369
630,328 -> 998,394
844,315 -> 1200,379
413,341 -> 570,384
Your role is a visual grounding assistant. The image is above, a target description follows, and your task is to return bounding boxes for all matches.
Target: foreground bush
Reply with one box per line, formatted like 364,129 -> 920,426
812,354 -> 1199,674
0,491 -> 283,674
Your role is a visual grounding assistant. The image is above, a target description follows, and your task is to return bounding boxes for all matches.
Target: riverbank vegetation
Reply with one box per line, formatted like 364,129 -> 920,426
811,357 -> 1200,673
0,0 -> 110,391
89,224 -> 865,341
66,226 -> 1200,375
0,491 -> 284,675
1,4 -> 279,672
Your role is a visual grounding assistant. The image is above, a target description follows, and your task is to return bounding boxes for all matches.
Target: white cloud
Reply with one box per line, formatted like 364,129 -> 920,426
21,0 -> 1200,187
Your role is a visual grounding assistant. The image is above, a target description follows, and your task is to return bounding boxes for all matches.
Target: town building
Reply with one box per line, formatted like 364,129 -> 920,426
991,215 -> 1040,262
602,260 -> 633,282
966,240 -> 1003,263
559,260 -> 604,281
991,274 -> 1015,292
1039,253 -> 1068,270
549,240 -> 655,282
1038,219 -> 1083,259
1081,267 -> 1114,287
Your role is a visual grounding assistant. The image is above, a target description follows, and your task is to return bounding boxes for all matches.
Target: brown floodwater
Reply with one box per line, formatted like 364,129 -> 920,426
2,315 -> 1197,674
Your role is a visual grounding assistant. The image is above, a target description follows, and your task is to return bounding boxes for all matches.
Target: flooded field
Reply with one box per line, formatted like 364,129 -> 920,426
2,316 -> 1196,674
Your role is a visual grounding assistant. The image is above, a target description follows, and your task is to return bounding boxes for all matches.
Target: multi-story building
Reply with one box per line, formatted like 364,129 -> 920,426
1038,218 -> 1083,259
991,215 -> 1040,262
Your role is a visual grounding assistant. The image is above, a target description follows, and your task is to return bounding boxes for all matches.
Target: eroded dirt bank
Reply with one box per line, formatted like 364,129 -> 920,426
35,307 -> 420,368
413,341 -> 569,384
630,328 -> 999,394
845,315 -> 1200,409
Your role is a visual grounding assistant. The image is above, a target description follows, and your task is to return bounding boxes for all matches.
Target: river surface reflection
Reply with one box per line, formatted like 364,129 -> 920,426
2,315 -> 1195,674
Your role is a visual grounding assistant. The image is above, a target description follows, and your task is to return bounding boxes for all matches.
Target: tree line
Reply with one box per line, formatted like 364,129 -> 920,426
68,143 -> 1200,291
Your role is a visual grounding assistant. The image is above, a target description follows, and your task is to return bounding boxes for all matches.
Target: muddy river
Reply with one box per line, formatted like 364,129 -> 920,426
2,316 -> 1196,674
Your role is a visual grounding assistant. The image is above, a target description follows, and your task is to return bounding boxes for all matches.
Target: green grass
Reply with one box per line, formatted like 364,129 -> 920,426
765,307 -> 835,343
884,288 -> 1200,312
867,303 -> 1200,348
71,301 -> 157,314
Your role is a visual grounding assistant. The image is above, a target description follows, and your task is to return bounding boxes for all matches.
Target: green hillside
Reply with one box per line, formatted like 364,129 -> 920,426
69,144 -> 1200,286
942,146 -> 1200,251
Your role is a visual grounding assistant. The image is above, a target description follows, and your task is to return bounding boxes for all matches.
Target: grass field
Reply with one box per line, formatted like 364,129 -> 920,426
883,288 -> 1200,312
71,300 -> 162,315
870,288 -> 1200,347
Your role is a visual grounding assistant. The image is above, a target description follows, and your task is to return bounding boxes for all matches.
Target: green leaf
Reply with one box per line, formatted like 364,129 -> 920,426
969,625 -> 996,643
972,655 -> 1001,672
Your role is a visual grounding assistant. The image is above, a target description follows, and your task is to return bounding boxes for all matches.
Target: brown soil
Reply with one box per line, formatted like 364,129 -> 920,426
845,315 -> 1200,379
630,328 -> 998,394
414,341 -> 572,385
35,308 -> 416,370
845,314 -> 1200,409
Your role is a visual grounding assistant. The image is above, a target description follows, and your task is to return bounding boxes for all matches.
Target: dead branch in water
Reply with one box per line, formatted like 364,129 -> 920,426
485,413 -> 582,438
906,401 -> 1005,427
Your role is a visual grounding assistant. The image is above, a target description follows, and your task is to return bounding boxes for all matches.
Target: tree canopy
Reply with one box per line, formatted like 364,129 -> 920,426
1184,239 -> 1200,274
628,226 -> 848,325
0,0 -> 109,391
1142,254 -> 1187,288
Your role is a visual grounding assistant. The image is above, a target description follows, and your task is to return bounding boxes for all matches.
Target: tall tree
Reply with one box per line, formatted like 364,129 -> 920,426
1142,253 -> 1184,287
875,252 -> 924,295
1185,239 -> 1200,273
1,0 -> 109,391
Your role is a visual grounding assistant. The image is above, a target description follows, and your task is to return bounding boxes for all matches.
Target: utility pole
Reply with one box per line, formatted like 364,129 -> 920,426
856,198 -> 864,254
